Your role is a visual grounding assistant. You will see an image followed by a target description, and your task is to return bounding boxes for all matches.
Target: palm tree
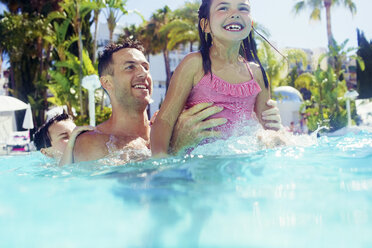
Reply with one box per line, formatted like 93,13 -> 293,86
48,0 -> 96,116
161,1 -> 199,52
146,6 -> 173,90
44,16 -> 81,115
258,42 -> 287,90
293,0 -> 356,48
102,0 -> 128,44
91,0 -> 105,63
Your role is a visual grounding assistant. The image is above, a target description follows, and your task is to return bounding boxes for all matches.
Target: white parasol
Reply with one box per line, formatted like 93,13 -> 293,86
22,104 -> 34,129
0,96 -> 29,112
0,96 -> 34,129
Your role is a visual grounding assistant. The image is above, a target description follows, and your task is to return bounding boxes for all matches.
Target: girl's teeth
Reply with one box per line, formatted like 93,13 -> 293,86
225,25 -> 242,30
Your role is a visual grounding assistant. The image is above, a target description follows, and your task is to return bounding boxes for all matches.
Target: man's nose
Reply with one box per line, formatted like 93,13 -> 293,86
136,66 -> 147,78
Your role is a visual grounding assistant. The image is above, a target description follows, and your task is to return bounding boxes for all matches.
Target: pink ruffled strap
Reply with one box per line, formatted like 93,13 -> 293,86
197,74 -> 262,98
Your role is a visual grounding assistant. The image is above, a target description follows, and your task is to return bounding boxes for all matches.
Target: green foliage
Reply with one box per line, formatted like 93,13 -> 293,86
0,11 -> 52,127
281,49 -> 308,87
161,1 -> 199,51
301,65 -> 349,132
48,49 -> 97,120
95,106 -> 112,125
257,42 -> 287,89
74,114 -> 89,126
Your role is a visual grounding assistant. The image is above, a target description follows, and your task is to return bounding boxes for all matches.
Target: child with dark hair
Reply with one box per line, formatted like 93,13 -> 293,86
151,0 -> 285,157
34,113 -> 93,165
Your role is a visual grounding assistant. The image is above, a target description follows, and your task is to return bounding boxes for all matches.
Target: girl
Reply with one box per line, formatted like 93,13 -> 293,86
151,0 -> 275,157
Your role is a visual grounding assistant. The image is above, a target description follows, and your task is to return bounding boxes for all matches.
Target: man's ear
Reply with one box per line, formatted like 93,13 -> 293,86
100,75 -> 113,92
200,18 -> 211,33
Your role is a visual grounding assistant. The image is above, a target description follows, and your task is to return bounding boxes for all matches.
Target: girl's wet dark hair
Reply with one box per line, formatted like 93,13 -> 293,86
198,0 -> 269,88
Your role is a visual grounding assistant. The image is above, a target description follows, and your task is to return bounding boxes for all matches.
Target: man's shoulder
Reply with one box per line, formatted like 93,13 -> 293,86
73,130 -> 109,162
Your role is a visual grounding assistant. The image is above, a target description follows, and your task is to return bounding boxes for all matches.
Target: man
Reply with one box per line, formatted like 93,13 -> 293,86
34,113 -> 93,165
73,39 -> 281,163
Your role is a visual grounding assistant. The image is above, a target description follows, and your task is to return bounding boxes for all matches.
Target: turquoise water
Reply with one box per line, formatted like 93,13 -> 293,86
0,132 -> 371,247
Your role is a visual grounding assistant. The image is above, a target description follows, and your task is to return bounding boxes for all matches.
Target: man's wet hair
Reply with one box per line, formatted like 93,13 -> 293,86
98,38 -> 145,77
33,113 -> 73,150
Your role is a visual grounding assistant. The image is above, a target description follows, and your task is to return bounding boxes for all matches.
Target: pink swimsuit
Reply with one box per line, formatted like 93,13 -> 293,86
186,62 -> 262,137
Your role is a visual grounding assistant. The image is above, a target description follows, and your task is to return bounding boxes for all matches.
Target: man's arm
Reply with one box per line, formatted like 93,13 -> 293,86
169,100 -> 282,155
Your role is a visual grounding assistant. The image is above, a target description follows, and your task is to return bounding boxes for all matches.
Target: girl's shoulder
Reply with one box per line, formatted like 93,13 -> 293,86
248,61 -> 265,88
176,52 -> 204,78
247,61 -> 260,72
181,52 -> 203,68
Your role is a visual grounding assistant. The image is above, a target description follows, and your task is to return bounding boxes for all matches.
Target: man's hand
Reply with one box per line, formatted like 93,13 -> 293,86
261,99 -> 282,131
169,103 -> 227,155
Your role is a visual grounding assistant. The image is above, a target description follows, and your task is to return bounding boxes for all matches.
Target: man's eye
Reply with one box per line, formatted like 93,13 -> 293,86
239,7 -> 250,12
126,65 -> 135,70
218,6 -> 228,11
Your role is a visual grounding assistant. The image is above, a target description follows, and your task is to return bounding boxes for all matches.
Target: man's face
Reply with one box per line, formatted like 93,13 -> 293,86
109,48 -> 153,109
48,119 -> 76,153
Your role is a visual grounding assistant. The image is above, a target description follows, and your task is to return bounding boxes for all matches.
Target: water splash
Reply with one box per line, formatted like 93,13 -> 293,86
191,122 -> 318,156
101,135 -> 151,165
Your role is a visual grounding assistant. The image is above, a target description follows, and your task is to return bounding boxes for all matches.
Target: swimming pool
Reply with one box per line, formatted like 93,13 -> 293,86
0,131 -> 371,247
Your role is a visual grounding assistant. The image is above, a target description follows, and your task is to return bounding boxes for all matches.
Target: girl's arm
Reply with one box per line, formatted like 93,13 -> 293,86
59,125 -> 94,166
251,63 -> 271,127
150,53 -> 202,157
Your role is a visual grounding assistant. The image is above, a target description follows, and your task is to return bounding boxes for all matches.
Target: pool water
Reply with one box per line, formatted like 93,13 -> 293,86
0,132 -> 371,247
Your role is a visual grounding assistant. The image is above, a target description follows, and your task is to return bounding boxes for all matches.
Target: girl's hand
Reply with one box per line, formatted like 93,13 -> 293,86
261,100 -> 282,131
59,125 -> 95,166
69,126 -> 95,143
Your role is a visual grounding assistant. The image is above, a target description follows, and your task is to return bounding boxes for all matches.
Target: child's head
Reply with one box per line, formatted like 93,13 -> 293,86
198,0 -> 269,88
199,0 -> 252,38
34,113 -> 76,157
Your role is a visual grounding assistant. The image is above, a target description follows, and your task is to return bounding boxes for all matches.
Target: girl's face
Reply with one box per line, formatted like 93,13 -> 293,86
207,0 -> 252,42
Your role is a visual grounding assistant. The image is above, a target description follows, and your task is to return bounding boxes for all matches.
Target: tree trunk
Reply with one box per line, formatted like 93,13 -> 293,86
163,49 -> 171,91
318,83 -> 324,122
0,49 -> 2,74
37,36 -> 43,79
43,45 -> 52,122
324,0 -> 333,48
109,28 -> 114,44
93,10 -> 105,111
92,9 -> 100,63
76,1 -> 85,116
